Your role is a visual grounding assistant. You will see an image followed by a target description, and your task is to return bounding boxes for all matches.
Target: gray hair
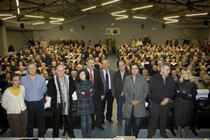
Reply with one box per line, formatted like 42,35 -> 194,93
160,62 -> 170,70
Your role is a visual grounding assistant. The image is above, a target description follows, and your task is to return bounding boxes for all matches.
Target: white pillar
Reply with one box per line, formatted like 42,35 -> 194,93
0,22 -> 8,57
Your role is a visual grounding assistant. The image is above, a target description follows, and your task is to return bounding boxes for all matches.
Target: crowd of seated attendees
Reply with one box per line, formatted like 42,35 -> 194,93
117,40 -> 210,90
0,39 -> 108,87
0,37 -> 209,138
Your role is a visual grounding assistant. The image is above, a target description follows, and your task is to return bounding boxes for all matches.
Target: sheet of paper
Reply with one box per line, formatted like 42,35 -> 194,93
72,91 -> 77,101
44,96 -> 51,109
196,89 -> 209,100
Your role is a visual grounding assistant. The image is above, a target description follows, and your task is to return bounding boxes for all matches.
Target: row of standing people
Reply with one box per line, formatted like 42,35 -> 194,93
1,58 -> 197,138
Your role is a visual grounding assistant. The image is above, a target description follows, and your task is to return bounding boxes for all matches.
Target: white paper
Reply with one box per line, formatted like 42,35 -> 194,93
145,101 -> 149,107
44,96 -> 51,109
72,91 -> 77,101
196,89 -> 209,100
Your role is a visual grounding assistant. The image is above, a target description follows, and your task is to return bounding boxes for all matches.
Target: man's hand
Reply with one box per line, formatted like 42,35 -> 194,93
121,92 -> 124,96
160,98 -> 170,106
132,100 -> 139,106
81,92 -> 85,95
101,95 -> 105,100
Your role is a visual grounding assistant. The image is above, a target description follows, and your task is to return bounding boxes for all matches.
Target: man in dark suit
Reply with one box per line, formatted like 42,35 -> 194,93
86,58 -> 104,130
46,65 -> 75,137
113,60 -> 130,126
100,59 -> 115,123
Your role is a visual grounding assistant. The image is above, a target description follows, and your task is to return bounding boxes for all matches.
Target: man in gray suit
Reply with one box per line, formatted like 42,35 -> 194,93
100,59 -> 115,123
123,63 -> 148,138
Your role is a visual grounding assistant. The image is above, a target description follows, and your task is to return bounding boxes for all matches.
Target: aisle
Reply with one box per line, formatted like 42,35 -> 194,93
107,54 -> 118,71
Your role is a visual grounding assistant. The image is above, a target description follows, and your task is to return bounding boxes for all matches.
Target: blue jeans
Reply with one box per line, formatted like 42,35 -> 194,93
117,98 -> 124,122
80,115 -> 92,138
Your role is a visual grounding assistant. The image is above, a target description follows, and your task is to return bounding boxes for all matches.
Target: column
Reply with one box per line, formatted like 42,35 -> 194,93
0,22 -> 8,57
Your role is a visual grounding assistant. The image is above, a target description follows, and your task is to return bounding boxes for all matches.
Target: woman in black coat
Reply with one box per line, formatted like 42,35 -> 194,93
174,68 -> 197,138
76,69 -> 94,138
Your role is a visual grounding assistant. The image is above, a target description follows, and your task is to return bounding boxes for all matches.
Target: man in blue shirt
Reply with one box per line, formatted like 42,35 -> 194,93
21,62 -> 47,137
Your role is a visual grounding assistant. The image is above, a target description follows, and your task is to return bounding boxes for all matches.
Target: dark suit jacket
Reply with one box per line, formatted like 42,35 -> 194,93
46,75 -> 74,114
150,73 -> 176,104
100,69 -> 115,97
113,69 -> 131,99
93,69 -> 104,99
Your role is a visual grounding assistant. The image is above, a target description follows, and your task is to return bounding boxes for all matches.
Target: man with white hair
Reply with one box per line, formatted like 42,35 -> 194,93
47,64 -> 75,137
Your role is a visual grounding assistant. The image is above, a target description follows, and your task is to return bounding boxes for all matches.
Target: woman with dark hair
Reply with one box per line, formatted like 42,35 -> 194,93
76,69 -> 94,138
1,73 -> 27,137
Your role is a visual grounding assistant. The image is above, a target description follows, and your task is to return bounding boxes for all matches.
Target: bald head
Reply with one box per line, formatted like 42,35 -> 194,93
56,65 -> 65,78
102,59 -> 110,70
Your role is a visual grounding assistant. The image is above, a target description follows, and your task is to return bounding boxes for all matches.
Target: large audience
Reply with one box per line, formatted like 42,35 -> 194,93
0,37 -> 209,138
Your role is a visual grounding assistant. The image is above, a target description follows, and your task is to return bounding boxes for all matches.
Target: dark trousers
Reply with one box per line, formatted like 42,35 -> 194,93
25,99 -> 46,137
81,115 -> 92,138
7,110 -> 27,137
117,98 -> 124,122
101,90 -> 114,121
52,105 -> 74,137
0,105 -> 9,134
93,96 -> 103,126
148,102 -> 169,136
125,107 -> 141,138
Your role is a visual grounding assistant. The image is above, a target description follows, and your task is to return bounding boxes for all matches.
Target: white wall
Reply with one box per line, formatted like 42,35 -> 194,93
7,29 -> 33,51
32,15 -> 209,46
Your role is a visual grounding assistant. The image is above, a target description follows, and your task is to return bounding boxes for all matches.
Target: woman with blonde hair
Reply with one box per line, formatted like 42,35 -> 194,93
174,68 -> 197,138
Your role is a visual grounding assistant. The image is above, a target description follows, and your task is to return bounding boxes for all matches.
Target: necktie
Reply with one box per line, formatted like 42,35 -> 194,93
89,69 -> 94,83
106,70 -> 109,92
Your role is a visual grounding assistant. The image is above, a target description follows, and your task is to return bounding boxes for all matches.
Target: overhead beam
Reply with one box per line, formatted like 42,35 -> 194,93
25,0 -> 60,15
19,0 -> 43,6
0,7 -> 38,12
64,0 -> 81,10
39,9 -> 58,15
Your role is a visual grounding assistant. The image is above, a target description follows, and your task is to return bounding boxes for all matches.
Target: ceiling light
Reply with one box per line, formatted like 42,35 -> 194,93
111,10 -> 126,15
32,22 -> 45,25
50,22 -> 63,25
2,15 -> 17,20
25,15 -> 44,19
49,17 -> 64,20
185,12 -> 208,17
116,15 -> 128,20
82,6 -> 96,12
101,0 -> 120,6
133,16 -> 147,19
16,0 -> 19,7
132,5 -> 153,11
0,14 -> 14,17
163,16 -> 179,20
17,8 -> 20,15
165,20 -> 179,24
50,20 -> 64,23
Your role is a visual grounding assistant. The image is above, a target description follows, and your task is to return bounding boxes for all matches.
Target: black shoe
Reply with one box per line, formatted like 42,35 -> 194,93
95,125 -> 104,130
92,124 -> 95,129
0,127 -> 8,135
160,134 -> 168,138
106,119 -> 113,123
147,135 -> 152,138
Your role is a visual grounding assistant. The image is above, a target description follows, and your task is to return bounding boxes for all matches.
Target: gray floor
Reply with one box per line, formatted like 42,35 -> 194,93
1,54 -> 210,138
